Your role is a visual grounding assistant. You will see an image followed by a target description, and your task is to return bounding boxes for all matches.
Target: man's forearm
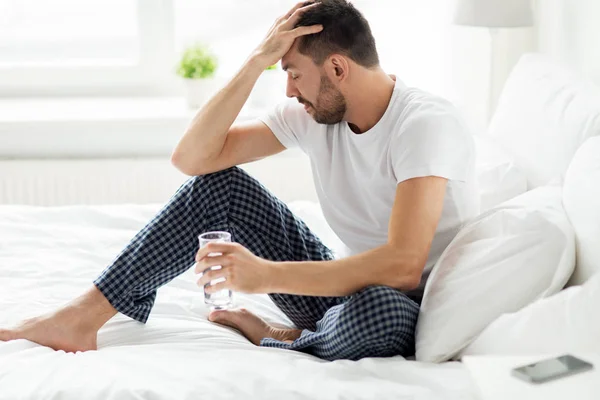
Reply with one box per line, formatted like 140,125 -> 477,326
267,244 -> 423,297
171,56 -> 266,170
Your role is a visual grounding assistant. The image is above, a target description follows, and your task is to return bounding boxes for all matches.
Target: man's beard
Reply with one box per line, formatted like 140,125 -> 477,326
300,74 -> 347,125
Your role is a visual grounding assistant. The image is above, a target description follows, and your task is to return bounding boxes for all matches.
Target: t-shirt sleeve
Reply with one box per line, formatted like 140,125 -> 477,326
391,110 -> 474,184
258,100 -> 310,151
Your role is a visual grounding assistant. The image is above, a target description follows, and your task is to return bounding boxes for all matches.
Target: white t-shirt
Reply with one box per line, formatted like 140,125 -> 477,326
260,80 -> 479,298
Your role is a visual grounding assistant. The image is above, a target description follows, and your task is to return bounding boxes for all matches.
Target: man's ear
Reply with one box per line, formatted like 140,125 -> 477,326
328,55 -> 349,82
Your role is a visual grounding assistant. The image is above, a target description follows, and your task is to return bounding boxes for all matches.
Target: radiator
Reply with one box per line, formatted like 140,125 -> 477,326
0,158 -> 186,206
0,155 -> 317,206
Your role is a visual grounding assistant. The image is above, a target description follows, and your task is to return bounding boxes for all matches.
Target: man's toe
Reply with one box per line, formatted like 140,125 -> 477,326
208,310 -> 237,327
0,328 -> 15,341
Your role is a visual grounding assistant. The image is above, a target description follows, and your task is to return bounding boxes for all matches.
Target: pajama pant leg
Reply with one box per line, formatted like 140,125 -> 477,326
262,286 -> 420,361
93,166 -> 420,361
93,166 -> 337,324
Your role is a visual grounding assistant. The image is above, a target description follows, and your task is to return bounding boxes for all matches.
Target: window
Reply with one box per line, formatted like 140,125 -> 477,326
173,0 -> 289,77
0,0 -> 453,97
0,0 -> 175,96
0,0 -> 139,65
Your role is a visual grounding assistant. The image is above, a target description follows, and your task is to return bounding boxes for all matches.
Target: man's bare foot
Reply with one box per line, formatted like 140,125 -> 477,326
0,311 -> 99,353
208,308 -> 302,346
0,286 -> 117,353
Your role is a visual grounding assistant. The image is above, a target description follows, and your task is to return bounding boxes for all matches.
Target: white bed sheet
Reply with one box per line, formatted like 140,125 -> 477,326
0,203 -> 477,400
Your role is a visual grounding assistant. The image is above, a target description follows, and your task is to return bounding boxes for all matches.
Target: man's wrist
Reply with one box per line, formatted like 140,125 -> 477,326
245,53 -> 271,74
265,260 -> 286,293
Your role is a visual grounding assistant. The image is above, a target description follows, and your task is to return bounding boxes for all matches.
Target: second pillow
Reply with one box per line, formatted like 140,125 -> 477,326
415,186 -> 576,363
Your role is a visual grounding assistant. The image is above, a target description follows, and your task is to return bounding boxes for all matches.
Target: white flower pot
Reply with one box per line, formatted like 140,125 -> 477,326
248,70 -> 286,110
182,78 -> 220,109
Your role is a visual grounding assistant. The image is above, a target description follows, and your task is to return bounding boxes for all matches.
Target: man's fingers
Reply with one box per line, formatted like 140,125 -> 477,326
284,1 -> 315,19
290,24 -> 323,38
197,267 -> 227,287
205,280 -> 229,295
284,1 -> 306,19
196,242 -> 236,261
285,2 -> 320,26
194,255 -> 229,273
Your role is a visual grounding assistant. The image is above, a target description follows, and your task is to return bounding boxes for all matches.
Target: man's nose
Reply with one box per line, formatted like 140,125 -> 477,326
286,77 -> 299,98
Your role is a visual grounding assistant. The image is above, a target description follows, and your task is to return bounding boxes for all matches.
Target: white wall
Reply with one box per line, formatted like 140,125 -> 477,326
453,0 -> 600,134
449,25 -> 536,135
536,0 -> 600,84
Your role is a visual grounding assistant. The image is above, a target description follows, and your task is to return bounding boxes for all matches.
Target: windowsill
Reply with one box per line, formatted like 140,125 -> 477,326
0,97 -> 200,123
0,96 -> 271,159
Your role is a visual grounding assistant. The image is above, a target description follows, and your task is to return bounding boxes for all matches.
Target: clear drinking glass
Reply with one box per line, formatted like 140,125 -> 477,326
198,231 -> 233,310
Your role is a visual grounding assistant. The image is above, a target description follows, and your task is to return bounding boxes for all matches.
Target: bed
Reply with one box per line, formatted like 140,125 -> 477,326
0,203 -> 477,400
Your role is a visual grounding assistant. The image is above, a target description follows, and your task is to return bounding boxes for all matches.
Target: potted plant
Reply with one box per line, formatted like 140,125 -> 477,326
176,43 -> 219,109
248,63 -> 286,110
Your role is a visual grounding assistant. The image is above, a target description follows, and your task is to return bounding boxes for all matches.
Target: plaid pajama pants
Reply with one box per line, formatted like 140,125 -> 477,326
94,167 -> 419,361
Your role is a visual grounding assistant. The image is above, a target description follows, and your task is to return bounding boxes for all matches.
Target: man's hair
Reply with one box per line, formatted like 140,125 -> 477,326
294,0 -> 379,68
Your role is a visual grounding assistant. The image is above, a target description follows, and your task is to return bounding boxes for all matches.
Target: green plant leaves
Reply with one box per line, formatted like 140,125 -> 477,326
176,44 -> 218,79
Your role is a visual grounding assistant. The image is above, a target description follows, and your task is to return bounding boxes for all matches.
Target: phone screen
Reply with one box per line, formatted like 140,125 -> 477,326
512,355 -> 594,383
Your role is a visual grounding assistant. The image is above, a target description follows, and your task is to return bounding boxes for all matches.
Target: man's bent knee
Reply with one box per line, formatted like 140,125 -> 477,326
340,285 -> 419,356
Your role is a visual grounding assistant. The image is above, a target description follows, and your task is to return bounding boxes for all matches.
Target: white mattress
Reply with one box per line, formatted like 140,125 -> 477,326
0,203 -> 478,400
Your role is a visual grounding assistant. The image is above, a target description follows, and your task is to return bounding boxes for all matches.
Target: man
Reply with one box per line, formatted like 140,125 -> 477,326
0,0 -> 478,361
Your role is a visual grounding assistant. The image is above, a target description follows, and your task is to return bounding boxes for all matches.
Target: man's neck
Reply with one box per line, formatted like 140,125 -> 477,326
344,69 -> 396,134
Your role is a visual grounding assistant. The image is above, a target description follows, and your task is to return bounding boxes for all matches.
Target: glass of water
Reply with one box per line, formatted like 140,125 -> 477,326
198,231 -> 233,310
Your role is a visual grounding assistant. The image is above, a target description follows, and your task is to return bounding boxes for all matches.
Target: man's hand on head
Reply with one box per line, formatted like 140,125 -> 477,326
251,1 -> 323,69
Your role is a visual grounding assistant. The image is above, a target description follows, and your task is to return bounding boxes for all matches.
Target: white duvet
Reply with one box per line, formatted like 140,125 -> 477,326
0,203 -> 477,400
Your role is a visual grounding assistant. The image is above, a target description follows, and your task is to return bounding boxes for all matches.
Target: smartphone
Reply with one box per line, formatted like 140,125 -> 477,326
511,354 -> 594,384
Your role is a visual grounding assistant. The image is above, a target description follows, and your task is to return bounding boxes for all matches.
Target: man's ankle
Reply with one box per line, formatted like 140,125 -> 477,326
269,327 -> 302,343
66,286 -> 118,331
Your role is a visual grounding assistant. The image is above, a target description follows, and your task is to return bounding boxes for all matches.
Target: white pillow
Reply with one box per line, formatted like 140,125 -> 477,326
415,187 -> 576,363
459,272 -> 600,357
474,135 -> 527,211
488,53 -> 600,189
563,137 -> 600,286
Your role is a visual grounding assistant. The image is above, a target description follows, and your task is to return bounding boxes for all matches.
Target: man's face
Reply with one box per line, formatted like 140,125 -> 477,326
281,45 -> 347,125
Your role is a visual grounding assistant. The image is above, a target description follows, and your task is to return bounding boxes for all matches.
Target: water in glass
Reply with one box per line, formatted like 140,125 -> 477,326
198,231 -> 233,310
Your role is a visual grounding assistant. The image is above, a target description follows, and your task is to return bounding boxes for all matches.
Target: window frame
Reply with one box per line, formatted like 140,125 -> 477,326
0,0 -> 178,97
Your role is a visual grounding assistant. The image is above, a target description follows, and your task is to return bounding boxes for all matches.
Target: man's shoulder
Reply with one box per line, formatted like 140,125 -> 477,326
268,99 -> 325,132
393,86 -> 461,123
389,87 -> 473,147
